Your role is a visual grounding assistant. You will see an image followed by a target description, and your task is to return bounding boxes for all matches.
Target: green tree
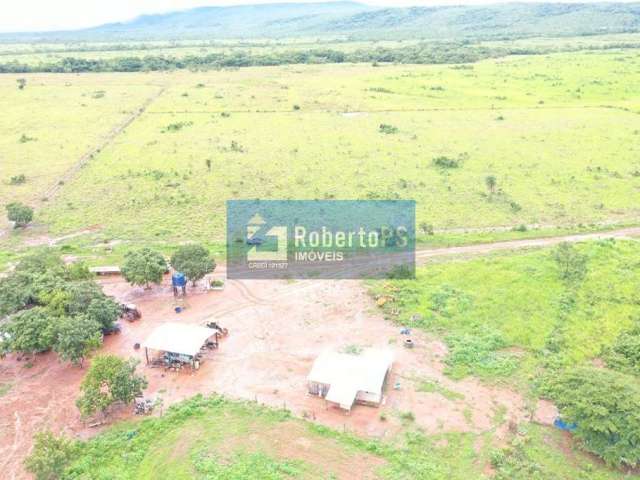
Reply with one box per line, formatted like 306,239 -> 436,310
66,261 -> 93,281
542,366 -> 640,468
485,175 -> 497,194
170,244 -> 216,286
0,307 -> 55,356
553,242 -> 587,283
6,202 -> 34,228
121,248 -> 167,289
54,316 -> 102,367
86,297 -> 121,331
76,355 -> 147,418
15,249 -> 65,275
24,431 -> 76,480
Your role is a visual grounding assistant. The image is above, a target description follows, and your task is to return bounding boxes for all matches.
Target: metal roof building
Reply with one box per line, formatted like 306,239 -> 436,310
307,348 -> 393,411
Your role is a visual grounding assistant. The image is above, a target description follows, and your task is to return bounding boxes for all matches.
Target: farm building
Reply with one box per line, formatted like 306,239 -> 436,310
142,322 -> 217,370
307,348 -> 393,411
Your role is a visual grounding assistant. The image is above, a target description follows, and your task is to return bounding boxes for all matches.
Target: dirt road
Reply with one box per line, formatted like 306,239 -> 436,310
416,226 -> 640,263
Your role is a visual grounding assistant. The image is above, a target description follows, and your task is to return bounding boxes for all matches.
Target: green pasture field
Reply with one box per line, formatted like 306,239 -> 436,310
64,394 -> 626,480
0,73 -> 160,219
7,49 -> 632,244
371,238 -> 640,382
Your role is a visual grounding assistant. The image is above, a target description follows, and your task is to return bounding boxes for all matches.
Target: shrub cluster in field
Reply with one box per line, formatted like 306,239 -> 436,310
0,250 -> 120,366
372,239 -> 640,468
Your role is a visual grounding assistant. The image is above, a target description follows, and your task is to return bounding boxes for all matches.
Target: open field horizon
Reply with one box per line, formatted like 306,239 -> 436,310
2,14 -> 640,479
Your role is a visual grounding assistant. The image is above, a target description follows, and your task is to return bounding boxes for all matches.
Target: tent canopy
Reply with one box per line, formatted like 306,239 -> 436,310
143,322 -> 215,357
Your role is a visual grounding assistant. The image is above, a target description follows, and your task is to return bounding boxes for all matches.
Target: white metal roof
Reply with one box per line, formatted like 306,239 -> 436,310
308,348 -> 393,409
142,322 -> 215,357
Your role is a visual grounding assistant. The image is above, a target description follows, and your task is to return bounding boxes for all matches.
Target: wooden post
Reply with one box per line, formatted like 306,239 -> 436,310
145,347 -> 149,365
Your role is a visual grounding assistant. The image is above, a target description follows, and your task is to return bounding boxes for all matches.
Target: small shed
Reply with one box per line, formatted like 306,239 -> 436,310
142,322 -> 216,366
89,266 -> 121,276
307,348 -> 393,411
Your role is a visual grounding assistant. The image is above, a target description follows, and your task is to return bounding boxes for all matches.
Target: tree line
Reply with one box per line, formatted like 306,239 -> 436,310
1,41 -> 638,73
0,44 -> 511,73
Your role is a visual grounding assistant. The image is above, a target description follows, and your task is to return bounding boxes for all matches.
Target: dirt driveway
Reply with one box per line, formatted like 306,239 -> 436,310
0,270 -> 539,479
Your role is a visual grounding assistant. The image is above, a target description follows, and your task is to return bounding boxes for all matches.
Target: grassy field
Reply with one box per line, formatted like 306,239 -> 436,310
371,238 -> 640,382
0,74 -> 160,216
0,49 -> 635,245
63,394 -> 626,480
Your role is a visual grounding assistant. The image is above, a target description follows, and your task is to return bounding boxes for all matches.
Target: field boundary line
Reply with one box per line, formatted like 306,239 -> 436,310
39,86 -> 166,204
144,104 -> 638,115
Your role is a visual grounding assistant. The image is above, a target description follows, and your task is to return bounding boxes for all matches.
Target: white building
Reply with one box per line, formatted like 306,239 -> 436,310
307,348 -> 393,411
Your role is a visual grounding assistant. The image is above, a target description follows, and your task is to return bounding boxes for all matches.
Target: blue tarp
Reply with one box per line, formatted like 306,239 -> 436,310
554,418 -> 577,431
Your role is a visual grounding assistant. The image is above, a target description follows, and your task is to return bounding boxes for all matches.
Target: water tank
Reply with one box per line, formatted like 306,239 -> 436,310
172,272 -> 187,287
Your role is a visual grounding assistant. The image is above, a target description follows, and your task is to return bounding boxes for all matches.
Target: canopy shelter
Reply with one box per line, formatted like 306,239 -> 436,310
307,348 -> 393,411
142,322 -> 216,365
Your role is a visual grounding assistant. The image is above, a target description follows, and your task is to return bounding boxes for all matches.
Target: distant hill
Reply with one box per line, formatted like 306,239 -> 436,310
2,1 -> 640,42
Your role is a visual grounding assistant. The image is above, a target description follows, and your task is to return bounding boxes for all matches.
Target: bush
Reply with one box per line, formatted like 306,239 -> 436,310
379,124 -> 398,134
603,322 -> 640,376
432,156 -> 460,169
9,174 -> 26,185
541,366 -> 640,468
24,431 -> 76,480
553,242 -> 587,283
6,202 -> 34,227
444,328 -> 519,379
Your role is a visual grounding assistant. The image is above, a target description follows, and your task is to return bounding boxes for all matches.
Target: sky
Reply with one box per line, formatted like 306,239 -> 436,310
0,0 -> 632,33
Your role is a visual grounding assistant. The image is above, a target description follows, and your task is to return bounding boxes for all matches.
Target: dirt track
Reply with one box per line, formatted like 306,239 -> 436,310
416,226 -> 640,262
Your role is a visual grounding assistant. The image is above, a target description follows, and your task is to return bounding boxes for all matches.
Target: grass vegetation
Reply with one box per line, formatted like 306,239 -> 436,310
373,239 -> 640,378
36,394 -> 627,480
0,49 -> 635,244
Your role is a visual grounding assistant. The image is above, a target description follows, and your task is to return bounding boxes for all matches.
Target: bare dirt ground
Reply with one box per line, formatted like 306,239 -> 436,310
0,267 -> 545,479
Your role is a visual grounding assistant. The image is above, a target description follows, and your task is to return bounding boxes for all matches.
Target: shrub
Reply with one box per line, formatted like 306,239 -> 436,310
161,121 -> 193,133
19,133 -> 36,143
9,174 -> 26,185
6,202 -> 34,227
432,156 -> 460,169
379,124 -> 398,134
553,242 -> 587,283
603,322 -> 640,376
444,328 -> 519,379
541,366 -> 640,468
24,431 -> 76,480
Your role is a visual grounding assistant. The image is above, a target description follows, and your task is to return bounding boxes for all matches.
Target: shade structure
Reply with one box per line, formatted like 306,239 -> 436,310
307,348 -> 393,410
143,322 -> 216,357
